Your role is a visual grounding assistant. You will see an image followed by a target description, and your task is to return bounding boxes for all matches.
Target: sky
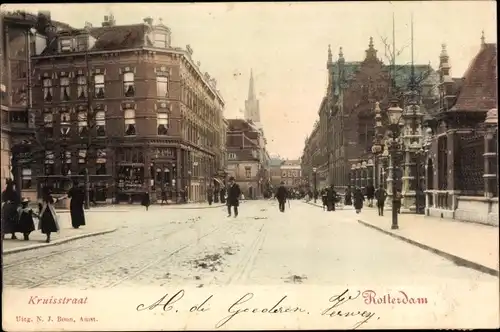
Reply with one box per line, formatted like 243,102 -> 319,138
2,1 -> 497,159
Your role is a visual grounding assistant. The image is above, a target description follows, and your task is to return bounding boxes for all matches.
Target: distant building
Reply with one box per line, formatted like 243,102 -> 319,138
269,157 -> 284,188
280,159 -> 301,189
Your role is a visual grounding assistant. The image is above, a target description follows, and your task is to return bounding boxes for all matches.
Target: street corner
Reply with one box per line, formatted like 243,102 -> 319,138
2,228 -> 118,255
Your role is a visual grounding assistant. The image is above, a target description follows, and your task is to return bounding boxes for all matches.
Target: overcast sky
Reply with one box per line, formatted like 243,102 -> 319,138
3,1 -> 497,159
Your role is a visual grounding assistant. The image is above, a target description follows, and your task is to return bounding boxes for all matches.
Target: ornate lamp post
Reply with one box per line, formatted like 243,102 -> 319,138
356,163 -> 362,188
372,102 -> 384,188
361,161 -> 367,190
372,99 -> 404,229
313,167 -> 318,202
367,159 -> 374,186
350,164 -> 356,187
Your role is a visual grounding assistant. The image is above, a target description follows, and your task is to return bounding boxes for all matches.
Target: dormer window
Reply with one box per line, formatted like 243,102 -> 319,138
76,36 -> 88,52
60,38 -> 72,52
154,33 -> 169,48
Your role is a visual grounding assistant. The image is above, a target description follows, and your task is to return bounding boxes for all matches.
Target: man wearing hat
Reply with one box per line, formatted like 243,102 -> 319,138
226,176 -> 241,217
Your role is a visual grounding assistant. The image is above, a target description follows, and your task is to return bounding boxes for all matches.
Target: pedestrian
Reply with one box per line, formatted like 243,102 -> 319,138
394,189 -> 402,214
68,180 -> 86,229
161,187 -> 167,205
17,198 -> 36,241
226,177 -> 241,217
1,178 -> 21,240
353,186 -> 365,214
374,184 -> 387,216
141,191 -> 150,211
366,182 -> 375,208
326,185 -> 337,211
275,181 -> 288,212
220,187 -> 226,204
313,189 -> 319,203
344,185 -> 353,206
38,187 -> 62,243
207,185 -> 214,206
321,188 -> 328,210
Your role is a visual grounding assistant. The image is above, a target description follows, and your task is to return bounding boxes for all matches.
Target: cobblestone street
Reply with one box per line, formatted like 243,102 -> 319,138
3,201 -> 497,294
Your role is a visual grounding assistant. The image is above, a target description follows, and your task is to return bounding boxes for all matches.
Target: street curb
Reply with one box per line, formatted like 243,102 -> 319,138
168,204 -> 225,210
3,228 -> 118,255
357,219 -> 499,278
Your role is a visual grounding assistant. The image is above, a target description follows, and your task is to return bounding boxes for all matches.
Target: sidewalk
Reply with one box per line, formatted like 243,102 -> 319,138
53,202 -> 225,212
357,208 -> 499,277
2,213 -> 118,255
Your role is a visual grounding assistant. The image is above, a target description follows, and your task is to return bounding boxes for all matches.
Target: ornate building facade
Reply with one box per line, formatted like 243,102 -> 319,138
1,11 -> 72,196
20,15 -> 226,204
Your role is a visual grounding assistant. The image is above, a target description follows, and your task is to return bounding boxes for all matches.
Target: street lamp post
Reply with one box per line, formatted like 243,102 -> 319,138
372,101 -> 404,229
313,167 -> 317,203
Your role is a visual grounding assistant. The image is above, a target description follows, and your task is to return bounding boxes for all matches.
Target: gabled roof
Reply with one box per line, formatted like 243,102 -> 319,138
451,43 -> 497,112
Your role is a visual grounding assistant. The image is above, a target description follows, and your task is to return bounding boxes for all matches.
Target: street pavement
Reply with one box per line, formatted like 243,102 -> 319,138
3,200 -> 497,290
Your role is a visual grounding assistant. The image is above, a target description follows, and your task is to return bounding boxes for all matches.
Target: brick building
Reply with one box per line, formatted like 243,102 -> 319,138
302,39 -> 439,195
1,11 -> 72,197
226,118 -> 270,199
424,36 -> 498,225
21,15 -> 226,204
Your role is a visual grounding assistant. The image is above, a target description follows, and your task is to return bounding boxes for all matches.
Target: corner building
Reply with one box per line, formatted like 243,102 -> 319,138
30,16 -> 226,203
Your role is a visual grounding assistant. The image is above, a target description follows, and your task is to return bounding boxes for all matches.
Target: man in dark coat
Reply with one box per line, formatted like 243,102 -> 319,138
1,179 -> 20,239
226,177 -> 241,217
220,187 -> 226,204
141,191 -> 150,211
207,185 -> 214,206
366,182 -> 375,207
326,185 -> 337,211
344,185 -> 353,206
275,181 -> 288,212
353,186 -> 365,214
374,184 -> 388,216
321,188 -> 328,210
68,180 -> 86,229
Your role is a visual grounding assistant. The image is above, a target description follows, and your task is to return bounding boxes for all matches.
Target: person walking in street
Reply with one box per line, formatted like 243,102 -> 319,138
220,187 -> 226,204
366,182 -> 375,208
326,185 -> 337,211
321,188 -> 328,210
353,186 -> 365,214
1,179 -> 21,240
374,184 -> 388,216
39,187 -> 62,243
141,191 -> 150,211
17,198 -> 36,241
344,185 -> 353,206
226,177 -> 241,217
275,181 -> 288,212
394,189 -> 402,214
68,180 -> 86,229
160,187 -> 167,205
207,185 -> 214,206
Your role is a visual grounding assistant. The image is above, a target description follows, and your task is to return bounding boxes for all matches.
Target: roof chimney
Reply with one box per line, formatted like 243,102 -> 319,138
143,17 -> 153,26
102,13 -> 116,27
84,21 -> 93,30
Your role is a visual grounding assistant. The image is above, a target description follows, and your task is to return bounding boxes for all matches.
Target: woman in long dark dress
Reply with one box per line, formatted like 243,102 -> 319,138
39,187 -> 61,243
141,192 -> 150,211
1,179 -> 21,239
18,198 -> 36,240
344,185 -> 353,206
68,181 -> 86,229
353,187 -> 365,214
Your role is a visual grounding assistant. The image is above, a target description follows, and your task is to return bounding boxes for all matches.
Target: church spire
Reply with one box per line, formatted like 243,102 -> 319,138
248,69 -> 256,100
481,30 -> 486,48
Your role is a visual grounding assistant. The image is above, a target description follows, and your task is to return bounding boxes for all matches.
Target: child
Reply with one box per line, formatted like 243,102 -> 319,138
17,198 -> 36,241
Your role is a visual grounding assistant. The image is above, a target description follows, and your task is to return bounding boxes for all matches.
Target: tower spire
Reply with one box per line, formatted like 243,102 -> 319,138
481,30 -> 486,47
327,44 -> 333,65
248,69 -> 255,100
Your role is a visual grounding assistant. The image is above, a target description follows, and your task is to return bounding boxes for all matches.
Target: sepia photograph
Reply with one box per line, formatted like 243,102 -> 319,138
1,1 -> 498,330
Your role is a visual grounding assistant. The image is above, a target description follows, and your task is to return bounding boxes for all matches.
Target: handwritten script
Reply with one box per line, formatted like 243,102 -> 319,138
135,289 -> 380,329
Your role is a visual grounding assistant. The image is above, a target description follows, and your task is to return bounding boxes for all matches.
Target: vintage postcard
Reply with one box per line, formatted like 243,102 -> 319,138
1,1 -> 498,330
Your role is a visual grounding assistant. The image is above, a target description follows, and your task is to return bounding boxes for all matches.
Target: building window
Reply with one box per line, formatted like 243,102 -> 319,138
77,111 -> 88,136
21,168 -> 32,189
43,78 -> 53,102
44,150 -> 55,175
154,33 -> 168,48
123,72 -> 135,97
76,36 -> 87,51
60,77 -> 70,101
60,111 -> 71,137
96,163 -> 107,175
96,149 -> 107,174
94,74 -> 105,98
124,109 -> 136,136
60,39 -> 72,52
157,112 -> 169,135
43,111 -> 53,137
77,75 -> 87,99
228,153 -> 236,160
245,168 -> 251,179
96,110 -> 106,137
78,149 -> 87,164
61,151 -> 72,175
282,171 -> 287,177
157,76 -> 168,97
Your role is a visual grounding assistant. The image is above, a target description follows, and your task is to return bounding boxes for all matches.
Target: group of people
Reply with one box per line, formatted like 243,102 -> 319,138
1,179 -> 87,243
